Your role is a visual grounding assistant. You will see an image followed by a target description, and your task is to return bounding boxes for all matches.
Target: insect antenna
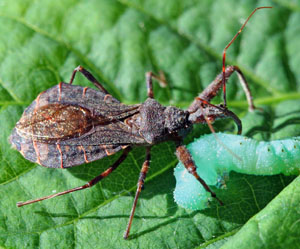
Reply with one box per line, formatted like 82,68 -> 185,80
221,6 -> 272,107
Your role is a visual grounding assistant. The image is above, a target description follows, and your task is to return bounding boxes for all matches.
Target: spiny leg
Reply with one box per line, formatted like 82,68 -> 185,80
232,66 -> 255,111
198,65 -> 255,111
124,147 -> 151,239
145,71 -> 167,98
69,65 -> 109,94
17,147 -> 132,207
193,7 -> 272,111
175,143 -> 223,206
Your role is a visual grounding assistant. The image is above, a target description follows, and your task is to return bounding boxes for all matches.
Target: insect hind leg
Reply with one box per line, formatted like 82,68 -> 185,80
17,147 -> 132,207
69,65 -> 109,94
124,147 -> 151,239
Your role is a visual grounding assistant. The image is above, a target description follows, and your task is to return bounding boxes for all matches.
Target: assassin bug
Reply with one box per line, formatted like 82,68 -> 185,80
10,7 -> 271,239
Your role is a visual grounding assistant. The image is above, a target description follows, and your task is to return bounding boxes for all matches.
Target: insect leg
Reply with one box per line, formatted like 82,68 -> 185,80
17,147 -> 132,207
233,66 -> 255,111
145,71 -> 167,98
175,143 -> 224,206
196,97 -> 242,134
123,147 -> 151,239
197,65 -> 255,111
69,65 -> 109,94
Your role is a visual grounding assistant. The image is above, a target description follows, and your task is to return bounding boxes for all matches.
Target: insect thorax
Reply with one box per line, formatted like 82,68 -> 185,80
137,98 -> 190,144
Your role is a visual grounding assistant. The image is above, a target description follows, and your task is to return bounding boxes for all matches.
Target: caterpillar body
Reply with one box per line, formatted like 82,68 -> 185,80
174,133 -> 300,210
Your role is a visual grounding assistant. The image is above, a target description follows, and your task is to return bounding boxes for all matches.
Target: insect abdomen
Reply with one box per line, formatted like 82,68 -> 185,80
10,128 -> 123,168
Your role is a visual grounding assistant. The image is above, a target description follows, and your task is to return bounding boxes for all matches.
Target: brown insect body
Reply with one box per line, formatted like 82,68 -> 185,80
11,82 -> 195,168
10,7 -> 271,239
9,64 -> 248,238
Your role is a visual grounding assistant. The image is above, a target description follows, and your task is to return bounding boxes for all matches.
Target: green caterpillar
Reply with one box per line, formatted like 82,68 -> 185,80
174,133 -> 300,210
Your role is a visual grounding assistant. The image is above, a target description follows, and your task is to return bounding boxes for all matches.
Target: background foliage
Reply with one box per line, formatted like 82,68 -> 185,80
0,0 -> 300,248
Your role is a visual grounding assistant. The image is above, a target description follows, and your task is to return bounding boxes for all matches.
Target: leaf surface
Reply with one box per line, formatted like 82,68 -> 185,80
0,0 -> 300,248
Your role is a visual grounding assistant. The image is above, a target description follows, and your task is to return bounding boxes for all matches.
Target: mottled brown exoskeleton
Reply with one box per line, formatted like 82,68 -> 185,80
10,7 -> 271,239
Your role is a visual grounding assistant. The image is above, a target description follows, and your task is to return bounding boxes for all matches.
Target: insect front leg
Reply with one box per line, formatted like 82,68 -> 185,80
124,147 -> 151,239
196,98 -> 243,135
175,143 -> 223,206
188,65 -> 256,132
69,65 -> 109,94
197,65 -> 255,111
17,147 -> 132,207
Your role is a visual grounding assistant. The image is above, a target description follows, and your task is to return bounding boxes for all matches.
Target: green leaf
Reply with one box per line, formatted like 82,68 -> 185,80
0,0 -> 300,248
219,176 -> 300,249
